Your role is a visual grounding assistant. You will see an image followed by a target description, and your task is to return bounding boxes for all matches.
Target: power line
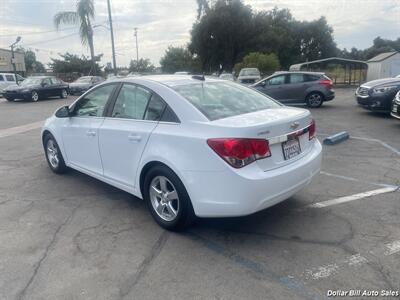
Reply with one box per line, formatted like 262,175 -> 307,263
0,26 -> 77,38
20,32 -> 80,47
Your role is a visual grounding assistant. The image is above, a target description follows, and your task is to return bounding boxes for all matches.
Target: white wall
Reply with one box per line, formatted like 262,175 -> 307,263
366,62 -> 381,81
367,53 -> 400,81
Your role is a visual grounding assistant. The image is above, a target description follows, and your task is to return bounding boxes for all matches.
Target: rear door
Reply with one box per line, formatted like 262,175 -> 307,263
286,73 -> 307,103
98,84 -> 165,189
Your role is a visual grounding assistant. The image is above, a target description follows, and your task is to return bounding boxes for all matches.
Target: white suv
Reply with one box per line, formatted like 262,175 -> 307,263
0,73 -> 25,96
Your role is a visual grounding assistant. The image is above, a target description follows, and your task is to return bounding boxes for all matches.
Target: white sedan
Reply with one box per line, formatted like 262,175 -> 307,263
42,75 -> 322,230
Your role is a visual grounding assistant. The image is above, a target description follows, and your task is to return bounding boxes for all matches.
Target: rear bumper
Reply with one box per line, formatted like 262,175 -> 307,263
183,139 -> 322,217
325,90 -> 335,101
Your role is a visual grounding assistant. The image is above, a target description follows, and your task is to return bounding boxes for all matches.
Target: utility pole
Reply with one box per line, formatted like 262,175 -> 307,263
134,28 -> 139,72
10,36 -> 21,84
107,0 -> 117,75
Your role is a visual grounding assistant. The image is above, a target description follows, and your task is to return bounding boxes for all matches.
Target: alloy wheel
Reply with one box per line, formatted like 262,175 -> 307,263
32,91 -> 39,102
149,176 -> 180,222
308,93 -> 322,107
46,139 -> 59,169
61,89 -> 68,98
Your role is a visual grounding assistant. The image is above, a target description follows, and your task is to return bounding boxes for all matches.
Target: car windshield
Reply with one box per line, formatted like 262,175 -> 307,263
172,81 -> 280,121
76,77 -> 92,83
20,78 -> 43,86
240,69 -> 260,76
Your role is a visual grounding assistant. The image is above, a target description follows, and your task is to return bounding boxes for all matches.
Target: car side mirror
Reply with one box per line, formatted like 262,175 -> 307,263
55,106 -> 71,118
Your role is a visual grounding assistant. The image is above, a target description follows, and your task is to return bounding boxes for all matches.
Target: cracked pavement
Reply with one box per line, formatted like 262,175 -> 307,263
0,89 -> 399,299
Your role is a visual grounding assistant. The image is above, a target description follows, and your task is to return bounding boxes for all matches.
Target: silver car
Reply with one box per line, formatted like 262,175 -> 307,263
237,68 -> 261,85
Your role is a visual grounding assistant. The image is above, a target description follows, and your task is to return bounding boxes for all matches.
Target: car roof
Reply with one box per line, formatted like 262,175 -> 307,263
117,74 -> 223,87
272,71 -> 325,75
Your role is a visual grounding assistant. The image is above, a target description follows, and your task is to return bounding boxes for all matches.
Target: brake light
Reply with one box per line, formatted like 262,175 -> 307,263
319,79 -> 333,89
207,138 -> 271,168
309,119 -> 316,140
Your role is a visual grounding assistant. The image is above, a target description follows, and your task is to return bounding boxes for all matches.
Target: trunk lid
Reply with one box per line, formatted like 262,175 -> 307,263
210,107 -> 314,171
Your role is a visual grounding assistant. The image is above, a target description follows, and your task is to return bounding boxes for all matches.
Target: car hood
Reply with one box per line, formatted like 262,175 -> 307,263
362,78 -> 400,88
70,82 -> 91,88
237,75 -> 260,80
5,84 -> 39,91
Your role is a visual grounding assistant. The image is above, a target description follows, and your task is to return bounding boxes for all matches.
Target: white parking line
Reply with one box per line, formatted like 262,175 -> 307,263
309,187 -> 398,208
0,121 -> 44,138
303,240 -> 400,280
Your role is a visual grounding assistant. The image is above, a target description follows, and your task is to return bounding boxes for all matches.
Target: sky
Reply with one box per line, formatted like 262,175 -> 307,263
0,0 -> 399,68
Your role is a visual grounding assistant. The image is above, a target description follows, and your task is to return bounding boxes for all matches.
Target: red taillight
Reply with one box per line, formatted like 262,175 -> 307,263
319,79 -> 333,89
207,138 -> 271,168
309,119 -> 316,140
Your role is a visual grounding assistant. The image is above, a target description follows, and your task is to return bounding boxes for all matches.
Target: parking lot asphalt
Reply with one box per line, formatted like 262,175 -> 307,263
0,88 -> 399,300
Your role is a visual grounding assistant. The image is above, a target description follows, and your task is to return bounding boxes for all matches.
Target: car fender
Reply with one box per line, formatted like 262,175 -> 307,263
41,116 -> 69,164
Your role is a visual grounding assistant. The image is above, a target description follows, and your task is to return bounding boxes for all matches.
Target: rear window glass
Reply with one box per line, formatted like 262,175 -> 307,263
5,75 -> 14,81
172,81 -> 280,121
304,74 -> 321,82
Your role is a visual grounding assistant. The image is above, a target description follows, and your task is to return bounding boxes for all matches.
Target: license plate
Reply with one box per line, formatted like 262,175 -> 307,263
282,138 -> 301,160
393,104 -> 398,113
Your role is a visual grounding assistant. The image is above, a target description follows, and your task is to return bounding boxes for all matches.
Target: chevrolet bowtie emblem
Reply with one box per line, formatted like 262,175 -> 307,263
290,122 -> 300,129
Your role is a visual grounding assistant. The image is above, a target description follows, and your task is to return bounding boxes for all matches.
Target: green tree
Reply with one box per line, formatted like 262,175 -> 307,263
234,52 -> 280,75
129,58 -> 156,73
160,46 -> 201,73
49,52 -> 102,74
54,0 -> 97,74
16,47 -> 46,74
190,0 -> 254,72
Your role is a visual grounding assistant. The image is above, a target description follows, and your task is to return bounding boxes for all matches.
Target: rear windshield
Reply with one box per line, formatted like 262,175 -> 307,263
172,81 -> 280,121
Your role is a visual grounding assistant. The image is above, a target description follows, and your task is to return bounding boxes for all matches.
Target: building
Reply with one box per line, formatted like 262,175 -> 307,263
0,48 -> 26,73
289,57 -> 368,85
366,51 -> 400,81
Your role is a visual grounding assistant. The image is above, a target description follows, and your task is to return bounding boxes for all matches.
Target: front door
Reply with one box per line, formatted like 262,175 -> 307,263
61,83 -> 118,175
263,74 -> 288,101
99,84 -> 166,189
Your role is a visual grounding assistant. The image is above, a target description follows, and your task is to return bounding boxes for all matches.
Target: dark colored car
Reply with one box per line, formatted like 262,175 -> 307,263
4,76 -> 69,102
69,76 -> 104,95
355,78 -> 400,113
391,91 -> 400,120
251,71 -> 335,108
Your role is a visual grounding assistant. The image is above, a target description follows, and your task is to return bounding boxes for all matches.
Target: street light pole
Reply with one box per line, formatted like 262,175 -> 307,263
10,36 -> 21,84
134,28 -> 139,71
106,0 -> 117,75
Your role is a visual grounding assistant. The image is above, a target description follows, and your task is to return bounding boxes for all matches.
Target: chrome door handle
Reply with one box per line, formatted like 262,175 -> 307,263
86,130 -> 96,137
128,134 -> 142,142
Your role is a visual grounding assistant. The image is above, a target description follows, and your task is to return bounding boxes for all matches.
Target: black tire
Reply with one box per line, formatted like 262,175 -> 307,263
43,134 -> 68,174
31,90 -> 39,102
5,97 -> 14,102
60,89 -> 68,99
143,165 -> 195,231
306,92 -> 324,108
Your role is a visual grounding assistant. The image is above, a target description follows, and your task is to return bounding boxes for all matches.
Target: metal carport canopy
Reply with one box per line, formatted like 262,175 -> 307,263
289,57 -> 368,71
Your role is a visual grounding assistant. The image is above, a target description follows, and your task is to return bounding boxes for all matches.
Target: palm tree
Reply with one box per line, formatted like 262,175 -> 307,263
54,0 -> 96,74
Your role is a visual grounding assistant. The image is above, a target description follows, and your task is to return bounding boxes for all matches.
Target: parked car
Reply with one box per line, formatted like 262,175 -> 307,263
3,76 -> 69,102
41,75 -> 322,230
69,76 -> 104,95
391,90 -> 400,120
237,68 -> 261,85
355,77 -> 400,113
252,72 -> 335,108
0,73 -> 25,96
219,73 -> 235,81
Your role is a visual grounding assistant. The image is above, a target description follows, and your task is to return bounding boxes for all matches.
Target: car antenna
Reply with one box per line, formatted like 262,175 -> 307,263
192,74 -> 205,81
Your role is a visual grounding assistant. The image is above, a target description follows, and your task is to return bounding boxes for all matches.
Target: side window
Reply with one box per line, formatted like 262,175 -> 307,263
144,94 -> 166,121
42,78 -> 51,86
112,84 -> 152,119
5,75 -> 15,82
268,75 -> 285,85
73,84 -> 116,117
304,74 -> 319,82
161,106 -> 180,123
289,74 -> 304,84
0,75 -> 4,81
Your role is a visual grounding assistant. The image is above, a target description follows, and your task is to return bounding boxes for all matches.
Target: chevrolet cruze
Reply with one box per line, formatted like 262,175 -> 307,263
42,75 -> 322,230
